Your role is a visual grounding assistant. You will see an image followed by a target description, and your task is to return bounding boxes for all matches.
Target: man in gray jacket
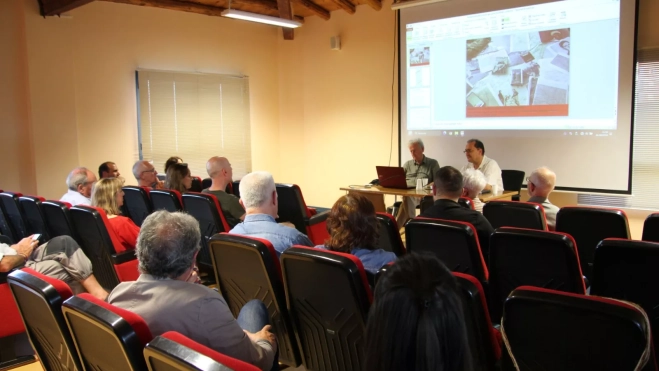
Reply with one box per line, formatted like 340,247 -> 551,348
108,210 -> 277,371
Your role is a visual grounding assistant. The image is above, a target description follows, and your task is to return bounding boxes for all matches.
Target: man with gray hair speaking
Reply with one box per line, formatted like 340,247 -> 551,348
230,171 -> 313,256
60,167 -> 97,206
108,210 -> 278,371
527,166 -> 560,230
397,138 -> 440,227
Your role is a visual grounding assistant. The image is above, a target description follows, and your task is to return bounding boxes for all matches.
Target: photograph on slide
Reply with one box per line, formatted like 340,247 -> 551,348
465,28 -> 570,118
410,47 -> 430,66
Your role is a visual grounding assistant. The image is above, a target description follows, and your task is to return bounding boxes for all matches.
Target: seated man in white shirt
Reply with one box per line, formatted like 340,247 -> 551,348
527,166 -> 560,230
461,168 -> 487,213
60,167 -> 97,206
461,139 -> 503,195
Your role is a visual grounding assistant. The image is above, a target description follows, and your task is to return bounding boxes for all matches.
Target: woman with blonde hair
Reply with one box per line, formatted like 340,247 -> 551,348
91,178 -> 139,252
165,163 -> 193,194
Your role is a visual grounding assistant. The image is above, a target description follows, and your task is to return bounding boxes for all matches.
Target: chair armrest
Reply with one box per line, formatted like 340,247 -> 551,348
111,250 -> 137,265
305,210 -> 330,226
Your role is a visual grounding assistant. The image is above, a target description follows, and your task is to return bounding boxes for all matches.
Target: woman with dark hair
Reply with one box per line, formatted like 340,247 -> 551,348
165,163 -> 193,194
364,253 -> 471,371
164,156 -> 183,174
318,194 -> 396,273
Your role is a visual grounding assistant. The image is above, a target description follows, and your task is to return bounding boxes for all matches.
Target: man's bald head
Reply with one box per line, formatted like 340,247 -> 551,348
528,167 -> 556,198
206,157 -> 230,179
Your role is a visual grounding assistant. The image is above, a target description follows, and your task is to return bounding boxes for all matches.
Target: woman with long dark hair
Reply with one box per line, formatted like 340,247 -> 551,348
364,253 -> 472,371
165,163 -> 193,194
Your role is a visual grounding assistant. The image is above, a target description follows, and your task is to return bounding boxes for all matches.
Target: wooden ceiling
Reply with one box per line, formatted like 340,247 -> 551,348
37,0 -> 382,39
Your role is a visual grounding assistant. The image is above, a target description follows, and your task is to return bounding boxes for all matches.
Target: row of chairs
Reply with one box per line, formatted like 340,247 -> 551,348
7,268 -> 260,371
404,216 -> 659,361
8,232 -> 657,370
121,183 -> 331,246
4,235 -> 500,370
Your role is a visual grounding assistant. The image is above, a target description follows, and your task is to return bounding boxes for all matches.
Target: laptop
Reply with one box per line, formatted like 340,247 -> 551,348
375,166 -> 414,189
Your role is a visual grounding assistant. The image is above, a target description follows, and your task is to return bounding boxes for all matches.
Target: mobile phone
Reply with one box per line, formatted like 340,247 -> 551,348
32,234 -> 41,242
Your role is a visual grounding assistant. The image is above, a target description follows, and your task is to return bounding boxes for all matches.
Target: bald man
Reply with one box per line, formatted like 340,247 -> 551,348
527,167 -> 560,230
203,157 -> 245,228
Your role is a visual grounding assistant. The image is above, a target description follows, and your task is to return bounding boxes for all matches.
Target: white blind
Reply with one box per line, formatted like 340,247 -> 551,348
579,48 -> 659,210
137,70 -> 251,179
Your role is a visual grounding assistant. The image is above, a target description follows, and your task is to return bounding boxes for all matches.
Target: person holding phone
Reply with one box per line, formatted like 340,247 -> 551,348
0,235 -> 108,300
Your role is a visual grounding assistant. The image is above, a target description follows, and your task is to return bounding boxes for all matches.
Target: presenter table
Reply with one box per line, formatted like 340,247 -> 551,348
339,185 -> 518,213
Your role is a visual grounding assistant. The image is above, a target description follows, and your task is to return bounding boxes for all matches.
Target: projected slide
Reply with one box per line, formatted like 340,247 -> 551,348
405,0 -> 621,131
466,29 -> 570,117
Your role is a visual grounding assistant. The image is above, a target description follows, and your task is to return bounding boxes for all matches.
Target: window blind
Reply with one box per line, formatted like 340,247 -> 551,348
578,48 -> 659,210
136,70 -> 251,181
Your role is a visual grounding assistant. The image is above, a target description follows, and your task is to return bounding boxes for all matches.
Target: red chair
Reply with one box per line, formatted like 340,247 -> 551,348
375,212 -> 406,257
592,238 -> 659,360
7,268 -> 81,371
182,192 -> 230,276
189,176 -> 203,193
502,286 -> 656,371
18,196 -> 49,243
69,205 -> 139,290
209,234 -> 300,366
643,213 -> 659,243
459,197 -> 475,210
488,227 -> 586,323
42,201 -> 78,241
406,218 -> 489,286
0,192 -> 28,241
144,331 -> 259,371
275,184 -> 330,245
0,264 -> 31,369
483,200 -> 547,230
454,272 -> 501,370
150,189 -> 183,212
556,206 -> 630,282
122,186 -> 153,227
62,293 -> 153,371
281,246 -> 372,371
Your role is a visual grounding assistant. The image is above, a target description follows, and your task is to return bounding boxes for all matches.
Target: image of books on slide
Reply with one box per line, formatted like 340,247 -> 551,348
464,28 -> 570,118
410,47 -> 430,67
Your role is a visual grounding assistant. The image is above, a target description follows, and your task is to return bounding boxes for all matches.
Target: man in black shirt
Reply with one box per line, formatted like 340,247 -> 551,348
420,166 -> 494,258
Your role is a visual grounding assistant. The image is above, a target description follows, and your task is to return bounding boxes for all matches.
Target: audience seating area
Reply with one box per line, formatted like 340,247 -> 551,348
3,183 -> 659,371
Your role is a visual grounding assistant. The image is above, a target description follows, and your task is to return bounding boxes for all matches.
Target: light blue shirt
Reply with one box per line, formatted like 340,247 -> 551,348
315,245 -> 397,274
229,214 -> 313,256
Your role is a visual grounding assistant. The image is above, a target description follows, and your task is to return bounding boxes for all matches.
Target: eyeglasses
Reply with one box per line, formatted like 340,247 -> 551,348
463,149 -> 474,154
526,177 -> 534,185
142,168 -> 156,174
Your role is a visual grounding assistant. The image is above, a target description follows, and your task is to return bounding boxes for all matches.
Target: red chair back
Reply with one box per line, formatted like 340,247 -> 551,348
406,217 -> 489,284
62,293 -> 153,371
502,286 -> 656,370
70,205 -> 139,290
8,268 -> 80,371
375,212 -> 406,257
281,246 -> 372,371
209,234 -> 300,366
144,331 -> 259,371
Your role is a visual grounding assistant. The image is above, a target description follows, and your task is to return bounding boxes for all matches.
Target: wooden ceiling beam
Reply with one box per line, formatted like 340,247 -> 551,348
103,0 -> 304,22
362,0 -> 381,11
329,0 -> 354,14
275,0 -> 295,40
39,0 -> 94,16
104,0 -> 227,16
291,0 -> 329,20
